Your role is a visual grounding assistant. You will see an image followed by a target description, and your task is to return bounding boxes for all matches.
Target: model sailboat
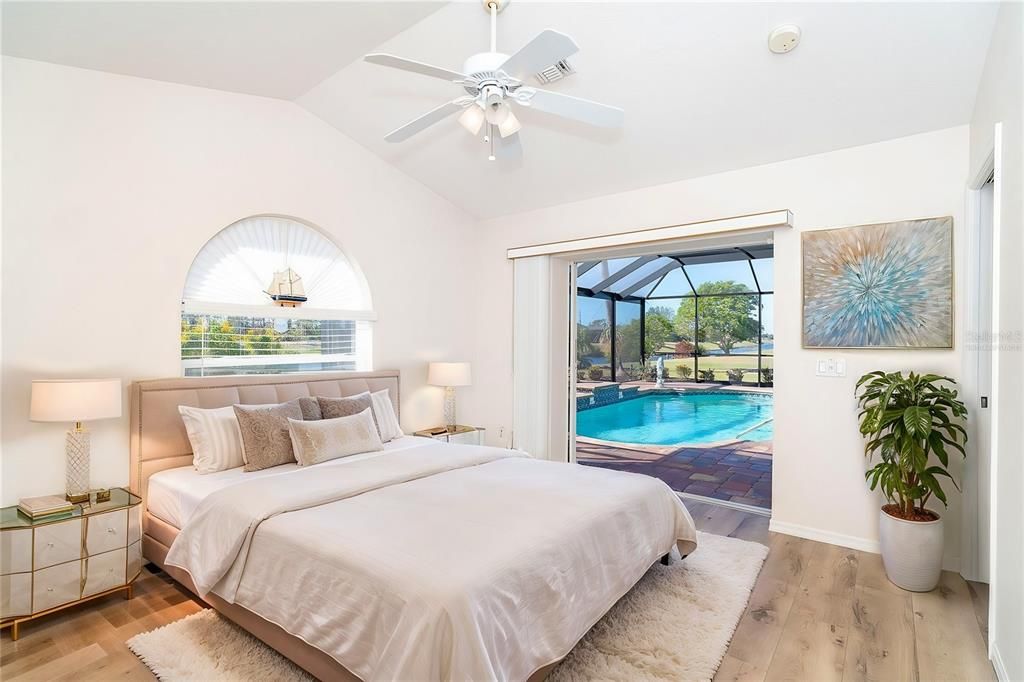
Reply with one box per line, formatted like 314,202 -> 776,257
265,268 -> 307,307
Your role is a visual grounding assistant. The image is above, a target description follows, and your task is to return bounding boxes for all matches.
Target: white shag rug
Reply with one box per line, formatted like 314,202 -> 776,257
128,532 -> 767,682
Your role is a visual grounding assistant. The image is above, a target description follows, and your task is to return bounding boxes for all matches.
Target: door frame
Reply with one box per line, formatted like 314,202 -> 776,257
509,211 -> 792,466
961,124 -> 1001,634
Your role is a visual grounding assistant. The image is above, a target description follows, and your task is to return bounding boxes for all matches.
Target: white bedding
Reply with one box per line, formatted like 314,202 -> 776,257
165,442 -> 698,681
148,435 -> 433,528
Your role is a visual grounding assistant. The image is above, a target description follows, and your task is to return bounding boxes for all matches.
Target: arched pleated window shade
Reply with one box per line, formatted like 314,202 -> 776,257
181,216 -> 374,376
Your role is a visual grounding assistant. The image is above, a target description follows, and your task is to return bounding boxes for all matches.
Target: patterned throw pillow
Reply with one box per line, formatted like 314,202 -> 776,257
317,393 -> 379,432
297,396 -> 322,421
234,399 -> 304,472
287,408 -> 384,466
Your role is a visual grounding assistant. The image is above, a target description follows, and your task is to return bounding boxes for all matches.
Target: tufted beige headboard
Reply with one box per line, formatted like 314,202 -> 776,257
129,370 -> 400,512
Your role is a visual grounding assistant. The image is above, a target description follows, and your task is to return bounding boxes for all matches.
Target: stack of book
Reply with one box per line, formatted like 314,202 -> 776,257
18,495 -> 76,520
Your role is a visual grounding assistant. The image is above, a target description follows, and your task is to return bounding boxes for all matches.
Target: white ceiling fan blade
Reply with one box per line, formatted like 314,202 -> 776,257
494,129 -> 523,160
364,53 -> 469,83
498,30 -> 578,81
518,88 -> 624,128
384,100 -> 467,143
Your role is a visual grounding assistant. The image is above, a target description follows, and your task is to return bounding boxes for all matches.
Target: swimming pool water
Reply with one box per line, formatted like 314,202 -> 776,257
576,392 -> 773,445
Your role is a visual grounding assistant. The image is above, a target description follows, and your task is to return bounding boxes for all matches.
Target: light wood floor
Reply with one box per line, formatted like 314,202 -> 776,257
1,501 -> 994,682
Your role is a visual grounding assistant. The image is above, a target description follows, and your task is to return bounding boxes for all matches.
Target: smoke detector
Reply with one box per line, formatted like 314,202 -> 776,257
768,25 -> 801,54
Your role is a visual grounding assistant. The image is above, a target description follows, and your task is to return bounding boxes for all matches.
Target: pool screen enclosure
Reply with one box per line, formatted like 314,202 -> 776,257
576,245 -> 774,386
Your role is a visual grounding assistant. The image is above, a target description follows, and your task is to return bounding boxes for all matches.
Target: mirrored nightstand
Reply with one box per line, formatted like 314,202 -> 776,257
1,487 -> 142,640
413,425 -> 486,445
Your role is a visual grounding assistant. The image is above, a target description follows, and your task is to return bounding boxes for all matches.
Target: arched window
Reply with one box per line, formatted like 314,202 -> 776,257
180,216 -> 374,376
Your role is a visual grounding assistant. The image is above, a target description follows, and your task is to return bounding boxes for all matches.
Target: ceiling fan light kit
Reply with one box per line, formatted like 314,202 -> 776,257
363,0 -> 624,161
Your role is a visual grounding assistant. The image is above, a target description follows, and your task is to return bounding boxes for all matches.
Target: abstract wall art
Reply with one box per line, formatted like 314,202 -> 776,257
802,217 -> 953,348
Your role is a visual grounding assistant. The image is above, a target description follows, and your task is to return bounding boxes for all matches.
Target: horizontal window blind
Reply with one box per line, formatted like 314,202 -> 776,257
181,313 -> 371,377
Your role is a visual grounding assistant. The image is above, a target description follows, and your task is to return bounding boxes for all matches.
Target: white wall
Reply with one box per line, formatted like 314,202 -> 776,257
969,3 -> 1023,680
0,58 -> 479,505
474,126 -> 970,567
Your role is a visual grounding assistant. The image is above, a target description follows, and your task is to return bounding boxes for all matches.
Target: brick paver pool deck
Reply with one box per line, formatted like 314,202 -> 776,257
576,438 -> 772,510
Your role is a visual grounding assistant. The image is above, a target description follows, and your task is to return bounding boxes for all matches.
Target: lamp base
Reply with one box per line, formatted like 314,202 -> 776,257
65,427 -> 91,502
444,386 -> 457,432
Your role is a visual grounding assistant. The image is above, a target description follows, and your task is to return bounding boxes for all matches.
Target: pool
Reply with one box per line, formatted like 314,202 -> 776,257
576,391 -> 773,445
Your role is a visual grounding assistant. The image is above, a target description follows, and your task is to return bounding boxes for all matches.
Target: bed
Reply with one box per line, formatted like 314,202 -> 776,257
130,371 -> 698,681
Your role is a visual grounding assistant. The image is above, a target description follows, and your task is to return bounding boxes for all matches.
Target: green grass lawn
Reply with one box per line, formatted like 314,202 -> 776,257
664,356 -> 772,382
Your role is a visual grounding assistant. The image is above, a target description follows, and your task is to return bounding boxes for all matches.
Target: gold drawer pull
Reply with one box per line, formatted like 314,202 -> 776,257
47,542 -> 54,547
106,528 -> 115,534
46,587 -> 54,592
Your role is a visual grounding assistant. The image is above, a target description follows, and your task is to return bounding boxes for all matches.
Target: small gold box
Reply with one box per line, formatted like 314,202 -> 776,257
95,489 -> 111,503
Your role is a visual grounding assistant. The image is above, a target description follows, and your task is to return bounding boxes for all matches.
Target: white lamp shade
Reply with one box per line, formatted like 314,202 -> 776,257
428,362 -> 471,387
498,109 -> 521,138
30,379 -> 122,422
458,105 -> 485,136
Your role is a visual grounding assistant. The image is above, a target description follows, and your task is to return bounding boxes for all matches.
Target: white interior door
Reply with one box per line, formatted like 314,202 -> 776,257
961,171 -> 996,584
974,179 -> 994,582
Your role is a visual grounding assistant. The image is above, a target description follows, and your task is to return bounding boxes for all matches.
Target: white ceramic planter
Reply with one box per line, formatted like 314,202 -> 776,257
878,508 -> 944,592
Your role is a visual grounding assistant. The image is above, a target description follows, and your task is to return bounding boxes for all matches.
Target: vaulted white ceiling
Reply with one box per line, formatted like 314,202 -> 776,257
1,1 -> 444,99
3,2 -> 1000,218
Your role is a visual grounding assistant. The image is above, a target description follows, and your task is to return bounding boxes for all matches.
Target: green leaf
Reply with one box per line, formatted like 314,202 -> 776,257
903,406 -> 932,437
928,431 -> 949,467
920,471 -> 948,506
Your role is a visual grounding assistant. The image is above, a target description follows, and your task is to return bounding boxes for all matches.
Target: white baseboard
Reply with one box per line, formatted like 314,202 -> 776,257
768,519 -> 961,571
769,519 -> 881,553
991,643 -> 1009,681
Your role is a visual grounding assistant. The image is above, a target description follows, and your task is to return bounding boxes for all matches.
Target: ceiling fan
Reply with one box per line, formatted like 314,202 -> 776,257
363,0 -> 624,161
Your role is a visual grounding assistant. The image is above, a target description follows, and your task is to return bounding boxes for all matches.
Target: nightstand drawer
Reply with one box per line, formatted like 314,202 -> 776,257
83,548 -> 126,597
34,518 -> 83,569
1,528 -> 32,574
33,560 -> 81,613
86,509 -> 126,556
1,573 -> 31,618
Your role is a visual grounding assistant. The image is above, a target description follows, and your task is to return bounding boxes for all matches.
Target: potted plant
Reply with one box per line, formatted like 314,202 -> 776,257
727,368 -> 746,384
855,371 -> 968,591
675,365 -> 693,380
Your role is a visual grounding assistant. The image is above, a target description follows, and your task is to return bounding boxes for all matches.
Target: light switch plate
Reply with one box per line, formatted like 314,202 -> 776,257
816,358 -> 847,377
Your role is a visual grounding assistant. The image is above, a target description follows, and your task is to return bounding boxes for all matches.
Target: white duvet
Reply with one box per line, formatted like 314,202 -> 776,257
166,442 -> 697,681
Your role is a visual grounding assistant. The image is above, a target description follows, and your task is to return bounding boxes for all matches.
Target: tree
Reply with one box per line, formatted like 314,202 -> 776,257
675,281 -> 759,355
576,323 -> 595,367
614,318 -> 642,366
643,309 -> 674,357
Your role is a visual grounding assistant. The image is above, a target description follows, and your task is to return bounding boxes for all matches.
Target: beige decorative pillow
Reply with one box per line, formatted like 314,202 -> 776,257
297,396 -> 322,421
317,393 -> 379,431
234,399 -> 304,472
288,409 -> 384,466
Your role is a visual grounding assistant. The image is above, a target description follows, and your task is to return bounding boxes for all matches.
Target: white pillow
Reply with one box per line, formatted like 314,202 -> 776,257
370,389 -> 402,442
178,405 -> 244,474
287,408 -> 384,466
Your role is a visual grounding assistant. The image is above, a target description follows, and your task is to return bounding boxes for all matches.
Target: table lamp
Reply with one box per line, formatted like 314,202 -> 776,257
427,362 -> 471,432
30,379 -> 122,503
